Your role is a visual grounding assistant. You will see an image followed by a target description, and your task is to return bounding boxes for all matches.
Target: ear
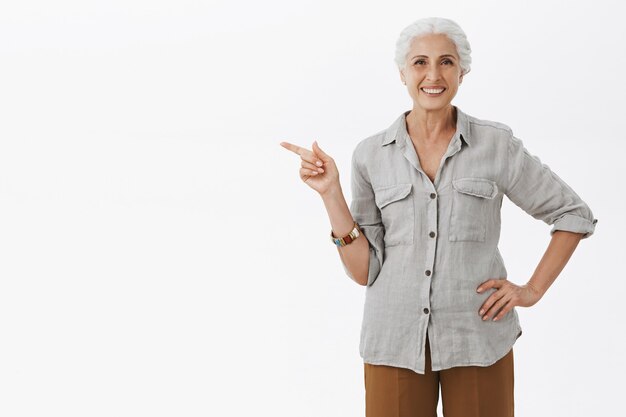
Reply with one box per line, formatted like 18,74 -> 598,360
399,69 -> 405,84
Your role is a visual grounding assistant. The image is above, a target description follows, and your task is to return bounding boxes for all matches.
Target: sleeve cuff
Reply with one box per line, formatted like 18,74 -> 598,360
366,246 -> 383,287
550,214 -> 598,239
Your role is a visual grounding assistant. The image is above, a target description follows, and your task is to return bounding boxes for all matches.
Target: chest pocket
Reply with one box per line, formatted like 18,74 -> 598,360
374,183 -> 414,246
449,177 -> 498,242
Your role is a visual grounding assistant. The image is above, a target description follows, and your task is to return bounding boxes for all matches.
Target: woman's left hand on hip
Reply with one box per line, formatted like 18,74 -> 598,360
476,279 -> 543,321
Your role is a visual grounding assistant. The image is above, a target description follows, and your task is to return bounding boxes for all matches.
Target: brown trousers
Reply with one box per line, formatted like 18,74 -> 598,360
364,334 -> 514,417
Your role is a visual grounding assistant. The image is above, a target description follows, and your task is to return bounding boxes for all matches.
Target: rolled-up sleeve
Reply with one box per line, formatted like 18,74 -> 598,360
341,146 -> 385,286
503,134 -> 598,239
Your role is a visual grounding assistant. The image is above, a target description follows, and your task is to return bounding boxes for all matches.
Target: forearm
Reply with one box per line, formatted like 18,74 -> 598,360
321,185 -> 370,286
526,230 -> 584,297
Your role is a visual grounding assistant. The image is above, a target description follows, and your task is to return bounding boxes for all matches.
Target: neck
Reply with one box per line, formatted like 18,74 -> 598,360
406,105 -> 457,142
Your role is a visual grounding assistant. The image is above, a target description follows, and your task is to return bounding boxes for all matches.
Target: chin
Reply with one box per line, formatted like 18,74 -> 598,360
416,98 -> 452,111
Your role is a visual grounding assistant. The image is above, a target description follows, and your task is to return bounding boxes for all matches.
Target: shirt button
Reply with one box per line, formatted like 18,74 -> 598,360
429,231 -> 436,238
425,270 -> 431,276
430,193 -> 436,199
423,308 -> 430,314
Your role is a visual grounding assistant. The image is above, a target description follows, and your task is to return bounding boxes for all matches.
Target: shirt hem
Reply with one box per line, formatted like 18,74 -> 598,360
361,324 -> 523,375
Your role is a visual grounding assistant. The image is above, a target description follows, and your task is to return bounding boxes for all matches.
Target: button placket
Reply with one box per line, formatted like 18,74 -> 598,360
423,189 -> 438,318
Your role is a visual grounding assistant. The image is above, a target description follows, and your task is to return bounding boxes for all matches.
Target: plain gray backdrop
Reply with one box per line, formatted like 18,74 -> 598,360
0,0 -> 623,416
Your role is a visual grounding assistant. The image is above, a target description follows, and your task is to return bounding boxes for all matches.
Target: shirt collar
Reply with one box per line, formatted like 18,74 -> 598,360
381,105 -> 471,147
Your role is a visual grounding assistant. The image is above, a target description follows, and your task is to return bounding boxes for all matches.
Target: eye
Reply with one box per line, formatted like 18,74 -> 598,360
414,59 -> 454,65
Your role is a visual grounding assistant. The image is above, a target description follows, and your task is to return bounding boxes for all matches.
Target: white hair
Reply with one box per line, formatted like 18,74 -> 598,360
394,17 -> 472,77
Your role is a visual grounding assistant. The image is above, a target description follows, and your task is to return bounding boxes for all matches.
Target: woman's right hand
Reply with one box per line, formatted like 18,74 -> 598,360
279,140 -> 340,196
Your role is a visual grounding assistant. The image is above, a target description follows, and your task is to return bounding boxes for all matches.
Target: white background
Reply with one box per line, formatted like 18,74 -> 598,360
0,1 -> 623,416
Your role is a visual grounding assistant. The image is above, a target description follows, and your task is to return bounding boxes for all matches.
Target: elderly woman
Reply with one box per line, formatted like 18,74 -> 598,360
280,16 -> 597,417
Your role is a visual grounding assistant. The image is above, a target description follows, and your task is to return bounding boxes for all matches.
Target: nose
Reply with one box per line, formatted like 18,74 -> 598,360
427,64 -> 441,81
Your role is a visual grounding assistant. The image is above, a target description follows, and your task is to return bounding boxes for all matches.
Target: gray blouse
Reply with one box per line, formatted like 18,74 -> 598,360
343,105 -> 597,374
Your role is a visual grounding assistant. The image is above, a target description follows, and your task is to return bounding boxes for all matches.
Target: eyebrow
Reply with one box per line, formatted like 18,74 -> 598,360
411,54 -> 456,60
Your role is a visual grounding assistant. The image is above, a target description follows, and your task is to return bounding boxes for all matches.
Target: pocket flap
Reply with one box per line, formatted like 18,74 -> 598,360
452,178 -> 498,199
374,183 -> 413,209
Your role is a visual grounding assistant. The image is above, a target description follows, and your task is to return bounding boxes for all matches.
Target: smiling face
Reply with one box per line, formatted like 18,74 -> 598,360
399,33 -> 464,111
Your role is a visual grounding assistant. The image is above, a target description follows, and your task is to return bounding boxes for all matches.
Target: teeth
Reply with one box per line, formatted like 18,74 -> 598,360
422,88 -> 445,94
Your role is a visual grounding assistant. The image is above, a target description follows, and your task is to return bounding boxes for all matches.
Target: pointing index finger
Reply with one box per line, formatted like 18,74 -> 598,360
279,141 -> 305,156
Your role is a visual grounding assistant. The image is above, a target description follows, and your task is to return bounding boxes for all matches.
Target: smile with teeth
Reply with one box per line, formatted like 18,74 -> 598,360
421,87 -> 446,95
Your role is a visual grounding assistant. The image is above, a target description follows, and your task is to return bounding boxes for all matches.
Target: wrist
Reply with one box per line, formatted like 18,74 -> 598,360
525,282 -> 544,298
320,183 -> 343,201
